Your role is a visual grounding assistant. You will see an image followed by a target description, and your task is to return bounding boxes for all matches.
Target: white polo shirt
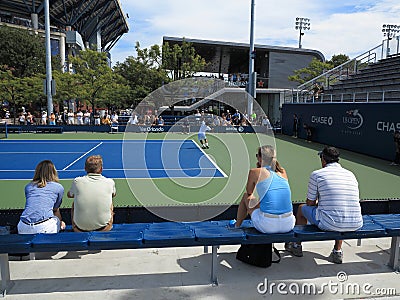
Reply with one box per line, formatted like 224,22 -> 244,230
307,163 -> 363,231
69,173 -> 115,231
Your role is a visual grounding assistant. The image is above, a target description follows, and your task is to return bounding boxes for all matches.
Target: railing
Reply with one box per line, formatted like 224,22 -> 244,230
284,89 -> 400,103
284,38 -> 400,104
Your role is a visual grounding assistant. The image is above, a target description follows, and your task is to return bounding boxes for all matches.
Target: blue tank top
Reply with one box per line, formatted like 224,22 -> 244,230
256,167 -> 292,214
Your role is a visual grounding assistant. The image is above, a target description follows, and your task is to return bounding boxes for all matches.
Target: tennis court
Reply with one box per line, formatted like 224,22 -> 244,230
0,139 -> 226,180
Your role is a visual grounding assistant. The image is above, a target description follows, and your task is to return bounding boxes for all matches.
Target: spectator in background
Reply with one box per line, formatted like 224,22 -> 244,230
111,112 -> 118,124
232,110 -> 241,125
68,155 -> 116,232
94,111 -> 101,125
41,111 -> 47,125
390,130 -> 400,165
292,114 -> 299,138
26,112 -> 33,125
84,110 -> 91,125
67,110 -> 75,125
129,114 -> 138,125
76,110 -> 83,125
102,115 -> 111,125
157,116 -> 165,126
303,123 -> 313,142
18,160 -> 65,234
49,112 -> 56,125
261,115 -> 272,128
194,109 -> 202,125
18,112 -> 26,125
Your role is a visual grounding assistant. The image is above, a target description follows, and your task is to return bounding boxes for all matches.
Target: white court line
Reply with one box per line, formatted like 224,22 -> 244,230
191,140 -> 228,178
62,142 -> 103,170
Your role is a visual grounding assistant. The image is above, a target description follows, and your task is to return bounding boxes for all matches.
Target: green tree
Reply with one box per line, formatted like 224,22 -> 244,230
328,54 -> 350,67
288,58 -> 333,84
0,70 -> 44,121
69,49 -> 115,111
288,54 -> 352,85
52,70 -> 80,109
0,25 -> 46,77
114,42 -> 169,107
162,39 -> 207,80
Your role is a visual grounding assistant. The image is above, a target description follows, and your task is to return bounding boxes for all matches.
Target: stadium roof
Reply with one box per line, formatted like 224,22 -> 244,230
163,36 -> 325,74
0,0 -> 129,52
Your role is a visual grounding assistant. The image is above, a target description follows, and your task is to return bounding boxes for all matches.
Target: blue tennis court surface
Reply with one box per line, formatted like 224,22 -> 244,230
0,140 -> 226,180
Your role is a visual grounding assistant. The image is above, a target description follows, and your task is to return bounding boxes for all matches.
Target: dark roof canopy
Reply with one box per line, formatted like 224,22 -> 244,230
163,36 -> 325,74
0,0 -> 128,51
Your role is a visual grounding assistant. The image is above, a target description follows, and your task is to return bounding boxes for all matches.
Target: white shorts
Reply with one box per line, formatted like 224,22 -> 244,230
251,209 -> 295,234
17,216 -> 61,234
198,133 -> 206,140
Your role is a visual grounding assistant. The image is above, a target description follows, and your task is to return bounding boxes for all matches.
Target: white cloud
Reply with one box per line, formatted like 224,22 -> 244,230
110,0 -> 400,64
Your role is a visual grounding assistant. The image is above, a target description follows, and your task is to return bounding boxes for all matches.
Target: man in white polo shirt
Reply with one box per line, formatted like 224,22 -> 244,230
68,155 -> 116,232
286,146 -> 363,264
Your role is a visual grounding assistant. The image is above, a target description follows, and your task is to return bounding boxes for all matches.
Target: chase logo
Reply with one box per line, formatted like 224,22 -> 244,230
237,126 -> 244,133
343,109 -> 363,130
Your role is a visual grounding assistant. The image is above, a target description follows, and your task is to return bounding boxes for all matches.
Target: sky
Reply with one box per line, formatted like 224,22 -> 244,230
109,0 -> 400,65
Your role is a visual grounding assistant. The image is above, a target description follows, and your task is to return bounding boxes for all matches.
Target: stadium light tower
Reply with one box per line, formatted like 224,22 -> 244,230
44,0 -> 53,115
295,17 -> 310,48
382,24 -> 400,57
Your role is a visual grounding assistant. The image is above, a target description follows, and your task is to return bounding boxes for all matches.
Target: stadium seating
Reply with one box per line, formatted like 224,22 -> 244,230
322,55 -> 400,102
0,215 -> 399,296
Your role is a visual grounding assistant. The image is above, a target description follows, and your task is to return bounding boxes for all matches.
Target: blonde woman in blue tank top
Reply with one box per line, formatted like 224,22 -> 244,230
233,145 -> 295,233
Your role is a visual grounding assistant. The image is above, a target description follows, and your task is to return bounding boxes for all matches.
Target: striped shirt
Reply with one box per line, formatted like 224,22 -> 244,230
307,162 -> 363,232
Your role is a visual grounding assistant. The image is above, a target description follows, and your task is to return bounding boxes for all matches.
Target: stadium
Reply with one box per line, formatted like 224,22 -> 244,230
0,1 -> 400,299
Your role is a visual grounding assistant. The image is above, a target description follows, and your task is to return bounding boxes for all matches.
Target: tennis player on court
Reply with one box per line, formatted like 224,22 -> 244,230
198,120 -> 211,149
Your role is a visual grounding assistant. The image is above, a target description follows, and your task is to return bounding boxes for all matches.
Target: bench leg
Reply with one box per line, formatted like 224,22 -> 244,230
357,239 -> 362,246
0,254 -> 14,297
211,245 -> 219,286
204,246 -> 208,254
388,236 -> 400,271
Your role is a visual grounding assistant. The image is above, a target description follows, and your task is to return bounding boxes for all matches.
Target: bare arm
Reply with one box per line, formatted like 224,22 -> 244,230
53,208 -> 62,221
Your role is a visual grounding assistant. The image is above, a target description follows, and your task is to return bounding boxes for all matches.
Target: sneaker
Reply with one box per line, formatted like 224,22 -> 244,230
329,250 -> 343,264
205,145 -> 209,149
228,219 -> 237,228
285,242 -> 303,257
390,162 -> 398,166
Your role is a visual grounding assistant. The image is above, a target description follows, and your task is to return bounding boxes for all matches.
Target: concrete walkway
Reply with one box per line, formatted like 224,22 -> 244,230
4,237 -> 400,299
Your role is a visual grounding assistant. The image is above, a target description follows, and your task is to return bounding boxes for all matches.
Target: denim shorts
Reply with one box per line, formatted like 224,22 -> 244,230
301,205 -> 320,226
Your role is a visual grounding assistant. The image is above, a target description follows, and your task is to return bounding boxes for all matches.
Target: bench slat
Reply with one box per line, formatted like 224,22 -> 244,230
31,232 -> 90,252
89,231 -> 143,249
0,235 -> 34,254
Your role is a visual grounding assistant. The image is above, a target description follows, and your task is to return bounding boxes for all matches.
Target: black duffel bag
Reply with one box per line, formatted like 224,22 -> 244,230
236,243 -> 280,268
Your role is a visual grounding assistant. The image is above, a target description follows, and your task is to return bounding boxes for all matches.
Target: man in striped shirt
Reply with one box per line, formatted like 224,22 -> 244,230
286,146 -> 363,263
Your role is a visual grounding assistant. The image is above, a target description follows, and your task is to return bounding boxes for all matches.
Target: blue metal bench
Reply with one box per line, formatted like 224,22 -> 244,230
0,215 -> 399,297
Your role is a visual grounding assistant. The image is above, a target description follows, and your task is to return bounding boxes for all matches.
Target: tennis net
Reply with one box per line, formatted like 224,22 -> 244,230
0,122 -> 7,139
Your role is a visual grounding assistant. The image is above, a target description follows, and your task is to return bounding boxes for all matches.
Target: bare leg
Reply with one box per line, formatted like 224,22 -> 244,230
334,240 -> 343,251
235,193 -> 249,227
236,193 -> 259,227
296,204 -> 308,225
295,204 -> 308,246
